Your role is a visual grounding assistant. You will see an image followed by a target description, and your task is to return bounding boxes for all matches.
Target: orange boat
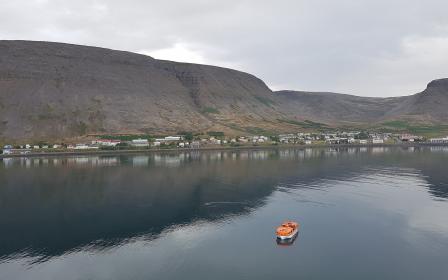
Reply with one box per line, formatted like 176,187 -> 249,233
276,221 -> 299,240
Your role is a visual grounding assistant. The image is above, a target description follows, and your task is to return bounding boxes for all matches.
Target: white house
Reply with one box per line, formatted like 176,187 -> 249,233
74,144 -> 98,150
166,136 -> 182,141
155,136 -> 182,143
92,139 -> 121,147
131,138 -> 149,147
191,141 -> 201,149
2,145 -> 13,155
372,139 -> 384,144
74,144 -> 89,150
73,144 -> 99,150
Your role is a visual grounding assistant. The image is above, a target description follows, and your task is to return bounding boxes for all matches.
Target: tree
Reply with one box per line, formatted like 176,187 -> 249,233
184,132 -> 193,141
356,131 -> 369,140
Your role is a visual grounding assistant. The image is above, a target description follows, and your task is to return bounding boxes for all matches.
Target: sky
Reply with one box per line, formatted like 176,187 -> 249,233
1,0 -> 448,97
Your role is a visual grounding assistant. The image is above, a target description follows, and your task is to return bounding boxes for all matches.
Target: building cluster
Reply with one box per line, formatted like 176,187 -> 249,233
429,136 -> 448,144
1,136 -> 186,155
323,132 -> 392,145
278,133 -> 315,144
230,135 -> 270,144
399,134 -> 424,142
276,131 -> 393,145
3,131 -> 448,155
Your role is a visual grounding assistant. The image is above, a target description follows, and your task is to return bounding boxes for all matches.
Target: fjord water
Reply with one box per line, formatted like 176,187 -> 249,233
1,147 -> 448,280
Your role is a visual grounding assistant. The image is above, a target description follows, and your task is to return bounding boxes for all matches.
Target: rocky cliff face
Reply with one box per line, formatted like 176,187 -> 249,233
384,78 -> 448,122
0,40 -> 447,141
274,80 -> 448,126
273,91 -> 406,125
0,41 -> 283,140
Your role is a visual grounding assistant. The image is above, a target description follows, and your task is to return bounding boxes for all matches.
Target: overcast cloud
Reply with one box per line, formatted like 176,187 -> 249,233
1,0 -> 448,96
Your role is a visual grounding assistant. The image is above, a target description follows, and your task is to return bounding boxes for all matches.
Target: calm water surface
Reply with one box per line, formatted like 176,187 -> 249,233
1,147 -> 448,279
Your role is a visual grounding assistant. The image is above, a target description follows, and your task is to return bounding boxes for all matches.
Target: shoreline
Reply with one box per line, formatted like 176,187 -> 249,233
1,142 -> 448,159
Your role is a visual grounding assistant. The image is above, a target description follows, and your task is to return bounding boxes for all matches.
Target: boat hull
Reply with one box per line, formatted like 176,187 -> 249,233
276,233 -> 298,246
276,229 -> 298,240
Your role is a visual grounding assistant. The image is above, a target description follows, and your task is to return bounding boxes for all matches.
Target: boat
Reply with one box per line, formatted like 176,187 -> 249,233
276,221 -> 299,240
276,232 -> 298,246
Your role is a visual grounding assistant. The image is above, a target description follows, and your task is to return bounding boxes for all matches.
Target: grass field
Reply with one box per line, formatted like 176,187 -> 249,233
277,119 -> 330,130
379,121 -> 448,137
254,96 -> 276,107
98,134 -> 152,141
201,107 -> 220,114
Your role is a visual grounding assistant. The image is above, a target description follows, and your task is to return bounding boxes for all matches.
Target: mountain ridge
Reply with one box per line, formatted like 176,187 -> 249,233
0,40 -> 447,141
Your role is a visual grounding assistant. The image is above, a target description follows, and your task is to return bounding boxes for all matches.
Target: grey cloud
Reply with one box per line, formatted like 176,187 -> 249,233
1,0 -> 448,96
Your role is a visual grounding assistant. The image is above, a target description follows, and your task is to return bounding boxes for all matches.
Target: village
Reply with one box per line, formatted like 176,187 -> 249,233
2,131 -> 448,156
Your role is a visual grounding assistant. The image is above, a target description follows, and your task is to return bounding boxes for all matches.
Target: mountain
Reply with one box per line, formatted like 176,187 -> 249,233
0,40 -> 447,141
384,79 -> 448,122
274,78 -> 448,128
274,91 -> 405,125
0,40 -> 285,140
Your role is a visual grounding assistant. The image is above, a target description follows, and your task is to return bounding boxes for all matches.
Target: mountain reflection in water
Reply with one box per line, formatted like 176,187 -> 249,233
1,147 -> 448,280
